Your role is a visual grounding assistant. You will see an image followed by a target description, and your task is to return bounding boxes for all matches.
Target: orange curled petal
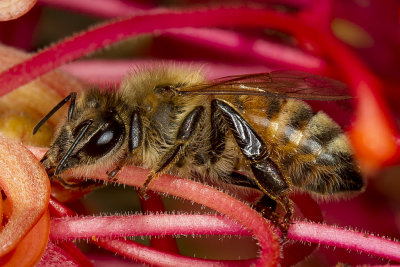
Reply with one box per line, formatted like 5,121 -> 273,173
350,83 -> 399,173
0,210 -> 50,266
0,0 -> 36,21
0,134 -> 50,256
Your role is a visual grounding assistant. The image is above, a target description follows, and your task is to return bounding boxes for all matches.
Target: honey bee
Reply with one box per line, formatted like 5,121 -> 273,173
34,65 -> 364,236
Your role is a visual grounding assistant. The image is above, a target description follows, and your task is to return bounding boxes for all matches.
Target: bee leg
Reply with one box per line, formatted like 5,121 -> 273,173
277,195 -> 294,240
139,144 -> 183,199
229,172 -> 278,213
52,177 -> 101,190
107,165 -> 123,182
139,106 -> 205,199
254,194 -> 290,240
251,158 -> 293,239
106,154 -> 131,182
212,99 -> 292,238
129,111 -> 143,152
229,172 -> 291,239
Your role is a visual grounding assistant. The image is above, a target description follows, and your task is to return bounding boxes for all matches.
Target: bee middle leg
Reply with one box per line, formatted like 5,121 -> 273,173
139,106 -> 205,199
212,99 -> 293,238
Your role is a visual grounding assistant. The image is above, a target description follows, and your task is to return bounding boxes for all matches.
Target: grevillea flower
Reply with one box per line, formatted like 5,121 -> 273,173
0,1 -> 399,266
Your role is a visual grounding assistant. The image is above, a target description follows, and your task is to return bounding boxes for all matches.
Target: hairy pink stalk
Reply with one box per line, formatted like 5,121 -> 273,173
47,172 -> 279,266
139,191 -> 179,254
50,214 -> 250,240
49,198 -> 259,266
48,213 -> 400,262
95,239 -> 256,267
289,221 -> 400,262
33,146 -> 400,263
33,146 -> 278,267
69,167 -> 280,266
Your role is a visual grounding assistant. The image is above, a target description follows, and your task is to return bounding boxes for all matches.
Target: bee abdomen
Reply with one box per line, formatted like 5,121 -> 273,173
274,103 -> 363,195
294,133 -> 363,194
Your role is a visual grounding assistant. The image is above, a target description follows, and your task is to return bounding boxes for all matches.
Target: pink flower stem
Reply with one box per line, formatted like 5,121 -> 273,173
78,166 -> 280,266
49,194 -> 323,266
48,198 -> 94,266
49,198 -> 258,266
0,7 -> 296,96
49,212 -> 400,262
33,147 -> 280,266
50,214 -> 250,240
95,239 -> 257,267
289,221 -> 400,262
36,147 -> 400,263
66,164 -> 400,263
139,191 -> 180,254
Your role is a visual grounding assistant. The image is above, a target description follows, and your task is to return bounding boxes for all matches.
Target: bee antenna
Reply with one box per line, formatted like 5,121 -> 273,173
68,92 -> 77,121
55,119 -> 93,175
33,92 -> 77,135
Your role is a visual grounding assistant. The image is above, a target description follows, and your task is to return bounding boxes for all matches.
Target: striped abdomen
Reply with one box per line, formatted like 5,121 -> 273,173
238,95 -> 364,195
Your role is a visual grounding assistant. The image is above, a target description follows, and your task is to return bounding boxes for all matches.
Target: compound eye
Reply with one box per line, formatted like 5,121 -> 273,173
82,119 -> 124,157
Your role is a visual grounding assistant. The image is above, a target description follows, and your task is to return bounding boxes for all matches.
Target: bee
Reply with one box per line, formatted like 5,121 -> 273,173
34,65 -> 364,236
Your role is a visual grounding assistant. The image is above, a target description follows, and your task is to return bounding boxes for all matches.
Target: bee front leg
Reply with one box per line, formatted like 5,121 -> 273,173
212,99 -> 292,239
105,111 -> 144,183
107,164 -> 124,182
139,106 -> 205,199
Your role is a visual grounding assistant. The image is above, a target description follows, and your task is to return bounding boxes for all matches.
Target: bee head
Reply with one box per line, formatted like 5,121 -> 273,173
36,91 -> 128,177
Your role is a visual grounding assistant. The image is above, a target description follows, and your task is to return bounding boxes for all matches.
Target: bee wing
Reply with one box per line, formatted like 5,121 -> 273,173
178,71 -> 351,101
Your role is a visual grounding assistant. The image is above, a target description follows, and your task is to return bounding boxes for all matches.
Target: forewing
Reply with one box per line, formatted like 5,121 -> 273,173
178,71 -> 351,101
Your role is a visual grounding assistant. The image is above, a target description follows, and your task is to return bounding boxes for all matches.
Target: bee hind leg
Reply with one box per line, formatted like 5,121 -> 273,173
230,172 -> 293,240
251,157 -> 293,239
213,99 -> 292,239
255,194 -> 293,241
229,172 -> 278,218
